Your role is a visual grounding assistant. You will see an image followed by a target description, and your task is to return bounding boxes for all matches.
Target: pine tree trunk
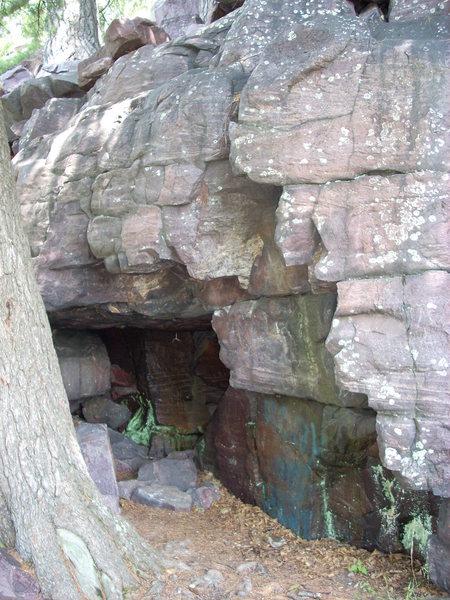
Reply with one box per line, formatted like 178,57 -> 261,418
0,106 -> 168,598
44,0 -> 100,70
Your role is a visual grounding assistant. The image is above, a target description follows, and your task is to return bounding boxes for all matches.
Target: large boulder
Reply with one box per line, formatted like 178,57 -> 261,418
76,423 -> 120,513
0,65 -> 33,95
213,295 -> 366,407
53,330 -> 111,401
104,17 -> 169,59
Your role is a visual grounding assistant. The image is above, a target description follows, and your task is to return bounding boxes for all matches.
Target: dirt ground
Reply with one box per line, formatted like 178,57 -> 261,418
123,473 -> 448,600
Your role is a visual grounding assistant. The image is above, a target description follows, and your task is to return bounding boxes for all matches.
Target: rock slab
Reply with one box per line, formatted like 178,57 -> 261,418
76,423 -> 120,514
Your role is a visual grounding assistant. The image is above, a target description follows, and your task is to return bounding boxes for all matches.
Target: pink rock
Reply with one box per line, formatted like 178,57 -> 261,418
213,295 -> 365,407
110,364 -> 135,387
327,271 -> 450,495
104,17 -> 169,60
78,47 -> 114,90
163,160 -> 279,287
275,172 -> 449,282
191,484 -> 221,509
0,65 -> 32,95
231,16 -> 448,184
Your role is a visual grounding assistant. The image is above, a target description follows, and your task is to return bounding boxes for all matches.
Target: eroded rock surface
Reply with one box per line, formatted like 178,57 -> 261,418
10,0 -> 450,589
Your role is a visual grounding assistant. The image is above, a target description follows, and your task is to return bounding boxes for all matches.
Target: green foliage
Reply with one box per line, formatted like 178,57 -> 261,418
123,393 -> 155,447
0,38 -> 40,74
349,558 -> 368,576
0,0 -> 156,76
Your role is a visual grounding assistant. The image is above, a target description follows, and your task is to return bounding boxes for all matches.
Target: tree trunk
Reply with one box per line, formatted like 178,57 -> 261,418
0,106 -> 168,598
44,0 -> 100,70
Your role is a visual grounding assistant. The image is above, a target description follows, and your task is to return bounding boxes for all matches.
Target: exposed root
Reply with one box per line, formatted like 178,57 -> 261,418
14,479 -> 173,599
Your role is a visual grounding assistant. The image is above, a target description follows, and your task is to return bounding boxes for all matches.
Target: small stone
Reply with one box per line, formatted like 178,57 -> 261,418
131,484 -> 192,511
236,561 -> 258,574
236,576 -> 253,597
117,479 -> 143,500
153,457 -> 197,491
82,396 -> 131,430
190,485 -> 221,509
268,535 -> 287,548
202,569 -> 224,589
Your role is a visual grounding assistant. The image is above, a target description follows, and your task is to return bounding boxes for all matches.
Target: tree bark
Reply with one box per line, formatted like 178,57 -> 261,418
0,105 -> 167,597
44,0 -> 100,70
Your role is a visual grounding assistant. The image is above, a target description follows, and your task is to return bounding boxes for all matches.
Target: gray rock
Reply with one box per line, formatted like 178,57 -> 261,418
167,449 -> 197,460
20,75 -> 80,119
0,65 -> 33,95
388,0 -> 449,21
0,549 -> 42,599
154,0 -> 216,39
428,499 -> 450,592
195,568 -> 224,589
76,422 -> 120,513
131,484 -> 193,511
82,396 -> 131,430
236,576 -> 253,597
153,457 -> 197,491
109,429 -> 149,471
54,330 -> 111,401
137,461 -> 156,483
428,534 -> 450,593
164,539 -> 193,558
236,561 -> 260,574
117,479 -> 144,500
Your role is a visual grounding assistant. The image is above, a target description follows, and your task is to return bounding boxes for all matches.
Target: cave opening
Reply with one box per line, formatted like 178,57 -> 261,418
63,322 -> 231,462
210,0 -> 245,23
350,0 -> 390,19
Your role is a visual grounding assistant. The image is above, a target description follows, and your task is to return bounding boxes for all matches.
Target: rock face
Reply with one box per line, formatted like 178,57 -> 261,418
10,0 -> 450,590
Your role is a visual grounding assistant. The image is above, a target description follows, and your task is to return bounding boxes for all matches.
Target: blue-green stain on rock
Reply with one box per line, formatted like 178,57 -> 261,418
259,395 -> 323,540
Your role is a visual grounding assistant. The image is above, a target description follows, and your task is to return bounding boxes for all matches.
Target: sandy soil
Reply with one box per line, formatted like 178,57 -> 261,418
123,473 -> 447,600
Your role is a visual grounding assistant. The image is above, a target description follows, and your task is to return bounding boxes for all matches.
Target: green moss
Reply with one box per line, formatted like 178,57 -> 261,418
123,395 -> 156,447
123,394 -> 198,450
402,513 -> 432,557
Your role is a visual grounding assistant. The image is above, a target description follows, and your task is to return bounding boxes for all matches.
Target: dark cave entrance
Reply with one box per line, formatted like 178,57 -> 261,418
96,323 -> 230,459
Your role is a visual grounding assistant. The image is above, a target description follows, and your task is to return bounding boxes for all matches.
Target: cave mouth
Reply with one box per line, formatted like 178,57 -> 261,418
350,0 -> 390,19
93,323 -> 230,459
210,0 -> 245,22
